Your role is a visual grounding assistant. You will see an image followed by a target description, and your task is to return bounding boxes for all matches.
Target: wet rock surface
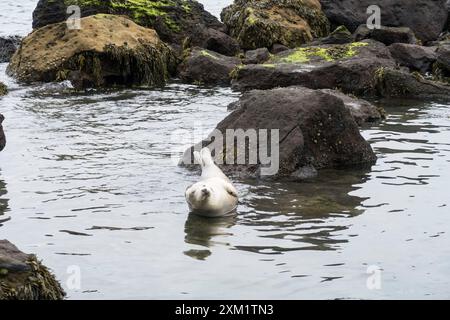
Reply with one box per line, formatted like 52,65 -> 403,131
0,36 -> 21,63
0,240 -> 65,300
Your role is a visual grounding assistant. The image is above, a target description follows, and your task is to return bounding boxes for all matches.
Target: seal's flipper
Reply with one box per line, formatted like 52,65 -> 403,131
193,151 -> 203,168
200,148 -> 215,167
224,181 -> 238,198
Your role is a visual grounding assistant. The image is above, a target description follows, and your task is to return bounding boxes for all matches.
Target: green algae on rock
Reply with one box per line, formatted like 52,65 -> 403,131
271,42 -> 368,64
7,14 -> 178,89
0,240 -> 65,300
221,0 -> 330,50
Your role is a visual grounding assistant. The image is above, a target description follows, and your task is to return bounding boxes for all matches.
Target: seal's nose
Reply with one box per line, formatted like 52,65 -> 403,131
201,188 -> 210,197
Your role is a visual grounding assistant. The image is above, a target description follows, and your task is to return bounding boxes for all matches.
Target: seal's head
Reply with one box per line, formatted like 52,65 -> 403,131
186,182 -> 213,207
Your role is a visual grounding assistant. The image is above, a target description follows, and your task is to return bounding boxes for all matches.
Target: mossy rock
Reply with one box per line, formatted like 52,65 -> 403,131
32,0 -> 225,47
221,0 -> 330,50
0,240 -> 65,300
0,82 -> 7,96
7,14 -> 178,88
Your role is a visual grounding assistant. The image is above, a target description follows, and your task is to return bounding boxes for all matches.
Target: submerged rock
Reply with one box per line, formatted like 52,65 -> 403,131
178,48 -> 241,85
320,0 -> 448,43
7,14 -> 178,88
232,40 -> 396,95
221,0 -> 330,50
180,86 -> 376,180
0,240 -> 65,300
354,25 -> 418,46
388,43 -> 437,73
32,0 -> 235,53
0,36 -> 22,63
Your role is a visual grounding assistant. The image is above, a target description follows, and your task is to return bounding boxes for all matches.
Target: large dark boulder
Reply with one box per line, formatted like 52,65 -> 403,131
178,48 -> 241,85
0,36 -> 22,63
7,15 -> 178,88
231,40 -> 396,95
180,86 -> 377,180
221,0 -> 330,50
0,240 -> 65,300
32,0 -> 236,53
320,0 -> 448,43
388,43 -> 437,73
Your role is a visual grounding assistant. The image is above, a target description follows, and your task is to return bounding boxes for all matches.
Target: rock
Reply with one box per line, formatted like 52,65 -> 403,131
0,240 -> 65,300
271,44 -> 289,54
32,0 -> 230,50
354,25 -> 417,46
320,0 -> 448,43
310,25 -> 353,45
375,67 -> 450,98
0,82 -> 7,96
178,47 -> 241,85
388,43 -> 437,73
221,0 -> 330,50
0,83 -> 5,152
180,86 -> 376,180
433,44 -> 450,81
243,48 -> 270,64
189,27 -> 240,56
0,114 -> 5,152
318,89 -> 384,125
232,40 -> 396,95
0,36 -> 22,63
7,15 -> 178,88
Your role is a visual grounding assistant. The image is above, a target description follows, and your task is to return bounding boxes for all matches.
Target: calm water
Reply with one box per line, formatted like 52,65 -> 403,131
1,1 -> 450,300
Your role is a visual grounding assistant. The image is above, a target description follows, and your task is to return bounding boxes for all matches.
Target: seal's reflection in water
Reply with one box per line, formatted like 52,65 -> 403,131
184,213 -> 237,260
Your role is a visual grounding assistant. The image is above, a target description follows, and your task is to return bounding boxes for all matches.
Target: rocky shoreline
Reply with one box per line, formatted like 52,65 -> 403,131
3,0 -> 450,178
